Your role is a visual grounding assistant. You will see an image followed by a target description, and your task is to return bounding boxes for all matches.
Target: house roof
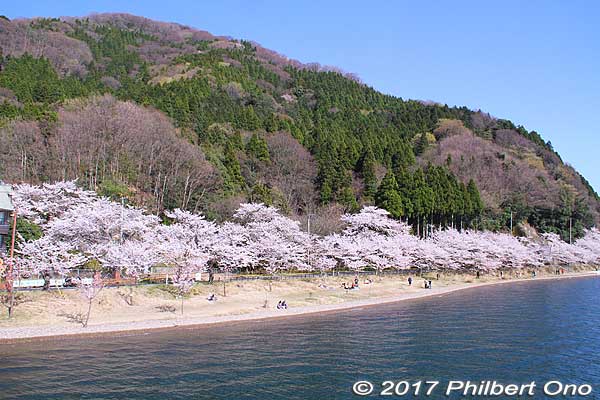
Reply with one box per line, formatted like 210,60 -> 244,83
0,184 -> 14,211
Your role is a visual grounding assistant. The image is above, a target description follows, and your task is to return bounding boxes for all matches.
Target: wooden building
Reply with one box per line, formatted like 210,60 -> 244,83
0,183 -> 14,253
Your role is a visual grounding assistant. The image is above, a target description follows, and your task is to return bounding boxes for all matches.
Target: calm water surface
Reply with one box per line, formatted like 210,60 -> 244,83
0,277 -> 599,399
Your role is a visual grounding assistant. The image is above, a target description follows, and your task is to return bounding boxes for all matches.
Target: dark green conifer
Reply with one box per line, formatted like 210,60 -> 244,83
375,170 -> 403,218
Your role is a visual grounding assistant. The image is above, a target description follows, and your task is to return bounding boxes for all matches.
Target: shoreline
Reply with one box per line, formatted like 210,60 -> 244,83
1,272 -> 598,344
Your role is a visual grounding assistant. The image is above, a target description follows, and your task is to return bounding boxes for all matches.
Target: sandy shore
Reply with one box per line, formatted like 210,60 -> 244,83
1,268 -> 598,343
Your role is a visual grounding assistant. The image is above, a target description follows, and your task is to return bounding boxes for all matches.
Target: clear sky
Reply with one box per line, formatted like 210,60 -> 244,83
5,1 -> 600,192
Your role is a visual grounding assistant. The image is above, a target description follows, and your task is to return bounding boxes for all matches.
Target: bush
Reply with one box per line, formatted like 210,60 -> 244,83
98,179 -> 132,201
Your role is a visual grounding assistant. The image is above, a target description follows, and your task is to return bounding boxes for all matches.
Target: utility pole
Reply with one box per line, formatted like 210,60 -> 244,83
569,218 -> 572,245
307,213 -> 314,269
8,204 -> 17,318
120,197 -> 125,244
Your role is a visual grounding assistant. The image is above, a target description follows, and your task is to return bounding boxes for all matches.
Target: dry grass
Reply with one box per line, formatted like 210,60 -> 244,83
0,266 -> 596,331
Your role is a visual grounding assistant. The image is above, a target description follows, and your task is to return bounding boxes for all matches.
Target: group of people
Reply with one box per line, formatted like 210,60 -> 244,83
406,276 -> 433,289
276,300 -> 288,309
342,277 -> 361,291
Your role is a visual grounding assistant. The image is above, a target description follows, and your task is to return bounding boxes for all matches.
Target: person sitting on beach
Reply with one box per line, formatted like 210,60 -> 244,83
424,280 -> 429,289
207,293 -> 217,302
277,300 -> 283,309
364,278 -> 372,285
428,280 -> 432,289
354,277 -> 359,286
278,300 -> 287,309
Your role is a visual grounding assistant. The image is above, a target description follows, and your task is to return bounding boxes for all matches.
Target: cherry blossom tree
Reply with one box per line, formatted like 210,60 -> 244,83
540,233 -> 585,266
319,207 -> 416,273
211,221 -> 253,271
573,229 -> 600,265
232,203 -> 311,273
17,237 -> 87,278
12,181 -> 97,225
78,272 -> 105,328
44,198 -> 159,254
18,195 -> 160,279
99,239 -> 157,278
167,259 -> 200,315
147,209 -> 219,311
10,181 -> 600,287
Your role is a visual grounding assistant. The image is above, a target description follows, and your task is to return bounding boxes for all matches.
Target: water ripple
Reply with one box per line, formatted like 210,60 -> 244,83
1,277 -> 599,399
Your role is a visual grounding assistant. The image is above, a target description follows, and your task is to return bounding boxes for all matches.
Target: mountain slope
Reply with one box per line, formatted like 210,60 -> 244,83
0,13 -> 597,239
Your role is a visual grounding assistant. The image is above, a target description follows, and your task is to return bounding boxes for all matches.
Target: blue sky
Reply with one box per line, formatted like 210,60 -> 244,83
5,1 -> 600,191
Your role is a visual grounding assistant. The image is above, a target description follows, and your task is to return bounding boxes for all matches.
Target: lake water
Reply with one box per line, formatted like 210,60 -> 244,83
1,276 -> 599,399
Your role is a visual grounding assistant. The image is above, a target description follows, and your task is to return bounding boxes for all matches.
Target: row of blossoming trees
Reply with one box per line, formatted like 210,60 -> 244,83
7,182 -> 600,286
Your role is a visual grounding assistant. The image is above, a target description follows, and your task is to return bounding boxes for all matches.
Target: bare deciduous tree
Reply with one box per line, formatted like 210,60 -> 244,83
78,273 -> 105,328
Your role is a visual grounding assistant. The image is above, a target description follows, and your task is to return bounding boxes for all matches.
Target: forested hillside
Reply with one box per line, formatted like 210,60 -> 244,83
0,13 -> 597,240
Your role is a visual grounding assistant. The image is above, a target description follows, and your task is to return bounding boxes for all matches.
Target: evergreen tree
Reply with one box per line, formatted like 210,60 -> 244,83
414,133 -> 429,155
394,166 -> 414,217
358,147 -> 377,200
264,113 -> 278,132
249,182 -> 272,205
340,186 -> 359,213
411,167 -> 435,232
246,133 -> 270,162
391,143 -> 416,172
467,179 -> 483,217
223,141 -> 245,191
243,105 -> 261,131
459,182 -> 472,223
375,170 -> 403,218
0,21 -> 587,237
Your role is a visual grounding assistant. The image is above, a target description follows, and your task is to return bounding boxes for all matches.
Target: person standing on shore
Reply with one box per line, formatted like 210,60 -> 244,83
408,277 -> 412,286
428,280 -> 432,289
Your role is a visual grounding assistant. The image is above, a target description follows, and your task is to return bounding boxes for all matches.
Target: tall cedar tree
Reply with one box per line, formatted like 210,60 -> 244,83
0,23 -> 592,238
223,141 -> 245,192
375,171 -> 403,218
467,179 -> 483,218
246,133 -> 270,162
358,147 -> 377,200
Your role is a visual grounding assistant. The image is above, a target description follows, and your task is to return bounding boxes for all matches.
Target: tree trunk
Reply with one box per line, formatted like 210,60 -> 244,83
7,297 -> 13,319
84,299 -> 92,328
